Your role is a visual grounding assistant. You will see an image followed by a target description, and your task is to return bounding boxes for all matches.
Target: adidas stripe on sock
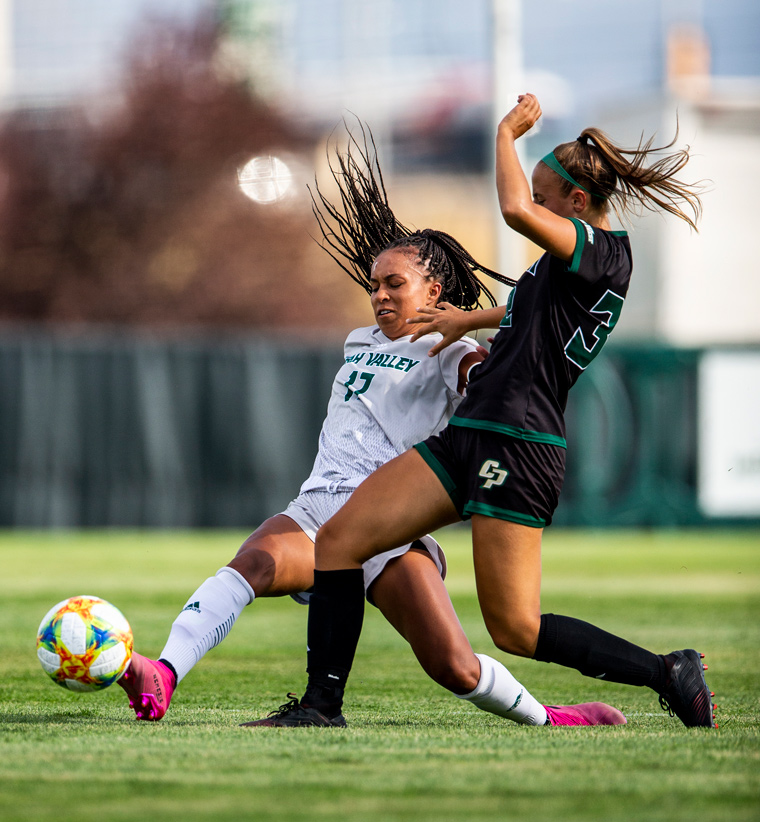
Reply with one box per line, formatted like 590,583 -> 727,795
456,654 -> 548,726
159,566 -> 254,683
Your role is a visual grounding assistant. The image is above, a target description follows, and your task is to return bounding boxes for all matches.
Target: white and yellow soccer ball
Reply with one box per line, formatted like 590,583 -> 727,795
36,596 -> 133,692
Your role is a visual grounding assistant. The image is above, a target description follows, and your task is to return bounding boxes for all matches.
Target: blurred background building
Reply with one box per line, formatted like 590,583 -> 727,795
2,0 -> 759,341
0,0 -> 757,526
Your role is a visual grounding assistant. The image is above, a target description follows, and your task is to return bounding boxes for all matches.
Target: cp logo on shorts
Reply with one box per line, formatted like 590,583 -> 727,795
478,459 -> 509,490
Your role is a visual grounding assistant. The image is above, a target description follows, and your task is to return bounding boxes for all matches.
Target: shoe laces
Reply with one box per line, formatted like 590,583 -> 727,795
267,693 -> 302,719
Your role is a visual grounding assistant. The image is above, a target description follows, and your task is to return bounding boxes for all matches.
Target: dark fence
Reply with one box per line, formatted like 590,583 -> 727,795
0,330 -> 337,528
0,329 -> 743,528
559,346 -> 701,526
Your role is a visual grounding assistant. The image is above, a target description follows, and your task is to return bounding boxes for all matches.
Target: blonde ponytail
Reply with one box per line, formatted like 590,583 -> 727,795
549,125 -> 703,230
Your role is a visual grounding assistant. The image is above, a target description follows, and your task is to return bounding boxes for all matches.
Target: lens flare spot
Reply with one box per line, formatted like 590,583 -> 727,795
237,155 -> 294,204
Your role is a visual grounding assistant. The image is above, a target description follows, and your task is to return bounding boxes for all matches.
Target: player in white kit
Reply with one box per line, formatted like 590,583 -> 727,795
287,321 -> 478,600
118,128 -> 625,728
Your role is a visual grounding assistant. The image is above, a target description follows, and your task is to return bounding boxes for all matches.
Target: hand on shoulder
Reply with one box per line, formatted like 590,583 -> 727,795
407,303 -> 474,356
408,303 -> 505,357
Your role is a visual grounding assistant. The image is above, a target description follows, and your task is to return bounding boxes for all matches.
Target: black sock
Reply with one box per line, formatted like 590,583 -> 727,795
533,613 -> 668,691
304,568 -> 365,717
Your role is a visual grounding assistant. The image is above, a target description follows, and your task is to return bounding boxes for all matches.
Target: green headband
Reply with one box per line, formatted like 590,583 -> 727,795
540,151 -> 608,200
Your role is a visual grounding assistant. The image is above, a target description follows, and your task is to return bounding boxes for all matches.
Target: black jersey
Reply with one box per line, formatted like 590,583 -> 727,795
452,218 -> 632,447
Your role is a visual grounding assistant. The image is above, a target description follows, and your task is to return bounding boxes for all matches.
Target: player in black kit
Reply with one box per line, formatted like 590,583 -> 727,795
255,94 -> 714,729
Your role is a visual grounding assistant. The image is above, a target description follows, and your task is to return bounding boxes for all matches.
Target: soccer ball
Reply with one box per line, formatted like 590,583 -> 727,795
36,595 -> 133,692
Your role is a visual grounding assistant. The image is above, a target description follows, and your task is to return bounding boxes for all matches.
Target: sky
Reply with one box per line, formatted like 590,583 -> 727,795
276,0 -> 760,127
4,0 -> 759,165
7,0 -> 760,109
8,0 -> 208,101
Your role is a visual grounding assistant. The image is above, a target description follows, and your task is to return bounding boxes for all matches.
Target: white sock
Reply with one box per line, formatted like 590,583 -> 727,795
456,654 -> 548,726
159,566 -> 255,683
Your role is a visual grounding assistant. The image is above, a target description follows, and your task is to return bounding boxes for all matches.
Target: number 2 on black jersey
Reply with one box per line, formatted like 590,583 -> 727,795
564,290 -> 625,370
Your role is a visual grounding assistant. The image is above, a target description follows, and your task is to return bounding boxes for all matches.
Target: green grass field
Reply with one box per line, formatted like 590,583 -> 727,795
1,528 -> 758,822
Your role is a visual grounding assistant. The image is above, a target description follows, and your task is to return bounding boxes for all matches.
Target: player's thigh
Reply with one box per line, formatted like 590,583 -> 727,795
228,514 -> 316,596
316,449 -> 460,570
471,515 -> 543,657
372,547 -> 480,693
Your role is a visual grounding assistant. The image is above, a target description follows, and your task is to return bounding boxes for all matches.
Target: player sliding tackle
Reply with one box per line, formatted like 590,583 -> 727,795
255,94 -> 716,729
117,122 -> 626,728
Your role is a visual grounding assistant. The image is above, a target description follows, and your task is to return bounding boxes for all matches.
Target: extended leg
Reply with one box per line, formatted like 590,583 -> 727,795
470,516 -> 714,727
372,547 -> 549,725
119,514 -> 315,721
373,547 -> 625,727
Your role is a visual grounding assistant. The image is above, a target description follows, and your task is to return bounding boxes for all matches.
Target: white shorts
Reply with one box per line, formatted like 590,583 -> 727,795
282,488 -> 447,606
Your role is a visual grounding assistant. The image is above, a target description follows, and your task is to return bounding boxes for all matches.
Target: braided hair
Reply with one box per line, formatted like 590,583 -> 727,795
310,121 -> 516,310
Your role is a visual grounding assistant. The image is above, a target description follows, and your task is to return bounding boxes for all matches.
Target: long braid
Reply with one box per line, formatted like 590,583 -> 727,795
310,122 -> 516,309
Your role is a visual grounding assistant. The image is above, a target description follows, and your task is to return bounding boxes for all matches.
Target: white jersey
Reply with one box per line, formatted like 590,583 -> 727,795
299,325 -> 479,494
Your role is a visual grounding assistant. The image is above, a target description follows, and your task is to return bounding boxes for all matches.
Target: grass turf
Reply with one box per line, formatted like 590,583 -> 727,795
0,528 -> 758,822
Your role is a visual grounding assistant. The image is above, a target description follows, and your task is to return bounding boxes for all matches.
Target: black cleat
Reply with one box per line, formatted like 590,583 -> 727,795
240,693 -> 347,728
659,649 -> 717,728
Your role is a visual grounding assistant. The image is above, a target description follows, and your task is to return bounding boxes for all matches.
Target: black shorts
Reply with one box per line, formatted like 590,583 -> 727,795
415,424 -> 566,528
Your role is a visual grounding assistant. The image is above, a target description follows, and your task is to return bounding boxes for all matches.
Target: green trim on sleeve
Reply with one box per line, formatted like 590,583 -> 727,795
449,416 -> 567,449
464,501 -> 547,528
567,218 -> 586,274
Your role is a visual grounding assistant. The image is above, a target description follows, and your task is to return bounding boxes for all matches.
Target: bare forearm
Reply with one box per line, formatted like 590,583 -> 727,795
463,305 -> 506,332
496,124 -> 533,223
408,302 -> 506,356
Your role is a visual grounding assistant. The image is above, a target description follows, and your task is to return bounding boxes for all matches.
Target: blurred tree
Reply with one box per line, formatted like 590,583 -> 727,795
0,13 -> 368,334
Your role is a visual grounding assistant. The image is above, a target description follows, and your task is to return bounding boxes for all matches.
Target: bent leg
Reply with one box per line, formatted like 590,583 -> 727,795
470,515 -> 666,682
371,547 -> 479,694
371,547 -> 548,725
469,516 -> 706,724
471,515 -> 544,657
229,514 -> 317,596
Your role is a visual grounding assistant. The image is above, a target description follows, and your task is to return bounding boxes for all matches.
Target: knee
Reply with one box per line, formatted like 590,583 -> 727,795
314,518 -> 354,565
228,540 -> 277,593
487,615 -> 541,658
422,652 -> 481,695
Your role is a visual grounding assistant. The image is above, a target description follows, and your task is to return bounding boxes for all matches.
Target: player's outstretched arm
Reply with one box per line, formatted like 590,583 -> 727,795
407,302 -> 505,356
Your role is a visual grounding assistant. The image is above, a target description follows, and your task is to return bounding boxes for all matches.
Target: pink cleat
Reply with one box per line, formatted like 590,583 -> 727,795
118,653 -> 176,721
544,702 -> 627,726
